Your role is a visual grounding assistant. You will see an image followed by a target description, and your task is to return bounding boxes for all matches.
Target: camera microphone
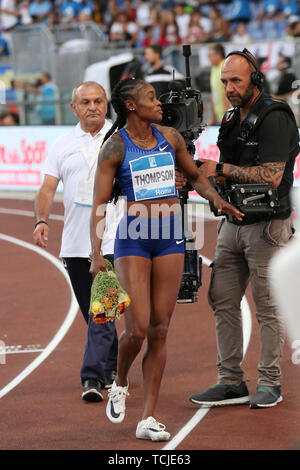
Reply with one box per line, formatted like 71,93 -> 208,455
182,44 -> 192,89
182,44 -> 191,57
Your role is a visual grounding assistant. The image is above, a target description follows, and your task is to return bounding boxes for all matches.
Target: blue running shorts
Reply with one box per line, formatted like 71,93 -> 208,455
114,212 -> 185,260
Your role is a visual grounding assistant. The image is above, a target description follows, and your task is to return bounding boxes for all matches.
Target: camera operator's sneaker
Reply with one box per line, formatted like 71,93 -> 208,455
189,381 -> 250,407
106,380 -> 129,423
250,385 -> 282,409
136,417 -> 170,442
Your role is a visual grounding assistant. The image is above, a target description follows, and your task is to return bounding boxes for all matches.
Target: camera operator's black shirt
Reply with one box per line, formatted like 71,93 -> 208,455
219,94 -> 300,216
277,72 -> 296,96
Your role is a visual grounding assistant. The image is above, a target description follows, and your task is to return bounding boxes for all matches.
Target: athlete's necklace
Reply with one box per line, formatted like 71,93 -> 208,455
127,129 -> 154,145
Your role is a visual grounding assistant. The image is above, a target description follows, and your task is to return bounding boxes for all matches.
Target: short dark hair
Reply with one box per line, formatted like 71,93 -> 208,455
145,44 -> 162,57
2,111 -> 19,124
279,56 -> 292,69
210,43 -> 225,59
42,72 -> 52,81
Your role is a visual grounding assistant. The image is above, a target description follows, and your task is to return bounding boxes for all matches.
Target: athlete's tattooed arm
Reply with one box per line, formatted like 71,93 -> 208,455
98,132 -> 124,165
224,162 -> 286,189
169,127 -> 183,148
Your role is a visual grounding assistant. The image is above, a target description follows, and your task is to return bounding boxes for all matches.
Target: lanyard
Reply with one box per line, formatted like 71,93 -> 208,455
79,135 -> 104,178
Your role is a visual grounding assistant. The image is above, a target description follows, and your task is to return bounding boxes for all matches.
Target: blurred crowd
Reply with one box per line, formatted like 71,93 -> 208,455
1,0 -> 300,58
1,0 -> 300,126
0,72 -> 58,125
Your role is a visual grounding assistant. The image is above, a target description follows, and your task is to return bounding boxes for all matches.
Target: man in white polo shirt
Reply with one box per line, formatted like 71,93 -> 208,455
33,81 -> 124,402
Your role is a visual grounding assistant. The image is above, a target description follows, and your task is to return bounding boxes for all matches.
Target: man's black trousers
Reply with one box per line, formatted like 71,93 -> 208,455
63,256 -> 118,387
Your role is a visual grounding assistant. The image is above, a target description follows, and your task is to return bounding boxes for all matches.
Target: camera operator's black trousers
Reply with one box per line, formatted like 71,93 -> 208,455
63,256 -> 118,387
208,216 -> 293,387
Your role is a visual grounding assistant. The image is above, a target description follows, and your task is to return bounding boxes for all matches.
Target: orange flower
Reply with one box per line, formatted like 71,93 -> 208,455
102,296 -> 114,310
93,313 -> 106,324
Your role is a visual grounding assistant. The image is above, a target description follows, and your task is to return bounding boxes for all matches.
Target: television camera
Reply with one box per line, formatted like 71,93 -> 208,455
160,45 -> 205,303
209,179 -> 280,220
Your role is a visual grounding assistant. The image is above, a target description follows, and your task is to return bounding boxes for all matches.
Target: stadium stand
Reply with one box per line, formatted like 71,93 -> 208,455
0,0 -> 299,125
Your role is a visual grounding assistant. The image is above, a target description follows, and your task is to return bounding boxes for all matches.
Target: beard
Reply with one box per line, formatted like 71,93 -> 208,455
227,82 -> 255,108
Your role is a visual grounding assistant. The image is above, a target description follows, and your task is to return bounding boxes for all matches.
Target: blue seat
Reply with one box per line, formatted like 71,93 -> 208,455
262,20 -> 278,39
228,0 -> 252,22
276,18 -> 289,38
219,3 -> 234,20
247,20 -> 265,40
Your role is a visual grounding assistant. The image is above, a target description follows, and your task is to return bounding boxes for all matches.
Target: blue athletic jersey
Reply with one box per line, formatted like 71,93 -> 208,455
116,124 -> 177,202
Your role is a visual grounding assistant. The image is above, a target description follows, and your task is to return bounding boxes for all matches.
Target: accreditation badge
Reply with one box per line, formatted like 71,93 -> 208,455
130,152 -> 176,201
74,176 -> 94,206
73,135 -> 103,206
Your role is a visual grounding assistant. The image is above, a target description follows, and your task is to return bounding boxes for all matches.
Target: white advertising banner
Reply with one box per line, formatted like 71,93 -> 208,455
0,126 -> 300,200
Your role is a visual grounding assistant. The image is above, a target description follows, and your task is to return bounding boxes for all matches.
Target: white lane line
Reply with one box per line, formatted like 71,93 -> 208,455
0,233 -> 78,399
162,254 -> 252,450
1,206 -> 252,443
0,208 -> 64,221
3,344 -> 42,352
5,349 -> 45,354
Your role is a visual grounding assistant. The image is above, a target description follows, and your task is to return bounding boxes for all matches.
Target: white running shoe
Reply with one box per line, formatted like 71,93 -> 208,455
136,416 -> 170,442
106,380 -> 129,424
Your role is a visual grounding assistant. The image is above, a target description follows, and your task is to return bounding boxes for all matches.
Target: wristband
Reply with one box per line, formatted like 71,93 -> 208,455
34,220 -> 48,229
216,162 -> 224,177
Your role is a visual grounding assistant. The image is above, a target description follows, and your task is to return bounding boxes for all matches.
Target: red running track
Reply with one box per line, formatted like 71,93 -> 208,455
1,196 -> 300,454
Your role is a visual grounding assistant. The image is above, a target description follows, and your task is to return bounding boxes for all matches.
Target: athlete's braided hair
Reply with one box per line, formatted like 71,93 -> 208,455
102,77 -> 146,203
103,77 -> 145,144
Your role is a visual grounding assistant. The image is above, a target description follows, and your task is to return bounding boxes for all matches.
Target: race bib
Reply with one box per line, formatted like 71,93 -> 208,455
130,152 -> 176,201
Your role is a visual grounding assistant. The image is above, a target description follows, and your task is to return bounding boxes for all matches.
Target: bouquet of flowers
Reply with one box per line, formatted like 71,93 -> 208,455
89,257 -> 130,324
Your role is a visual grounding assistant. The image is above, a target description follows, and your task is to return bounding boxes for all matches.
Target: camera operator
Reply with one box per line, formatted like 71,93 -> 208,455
189,48 -> 300,409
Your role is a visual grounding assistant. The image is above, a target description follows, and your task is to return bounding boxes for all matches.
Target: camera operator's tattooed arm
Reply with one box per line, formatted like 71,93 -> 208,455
223,162 -> 286,189
161,126 -> 244,221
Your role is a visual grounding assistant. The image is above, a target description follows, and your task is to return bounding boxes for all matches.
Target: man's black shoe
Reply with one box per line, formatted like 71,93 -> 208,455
250,385 -> 282,408
81,379 -> 103,402
189,381 -> 250,407
104,370 -> 117,389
